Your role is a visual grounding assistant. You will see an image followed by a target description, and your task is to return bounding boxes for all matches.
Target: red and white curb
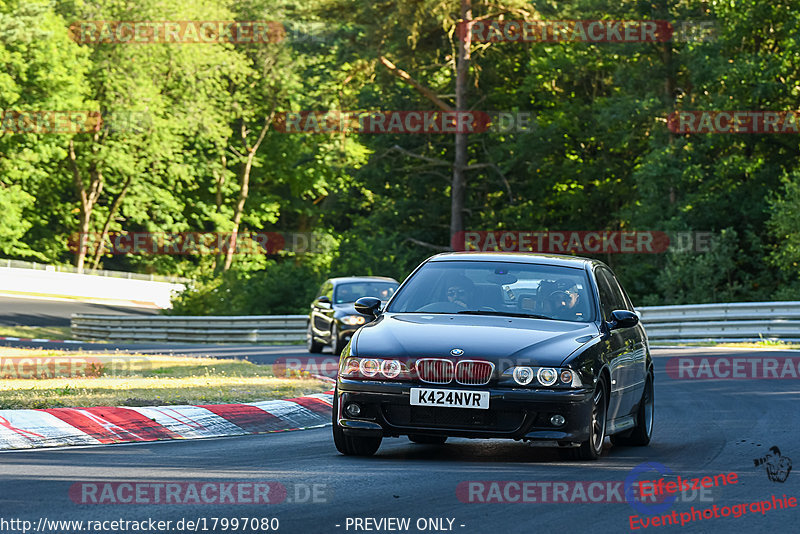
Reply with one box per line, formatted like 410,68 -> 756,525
0,336 -> 85,344
0,391 -> 333,450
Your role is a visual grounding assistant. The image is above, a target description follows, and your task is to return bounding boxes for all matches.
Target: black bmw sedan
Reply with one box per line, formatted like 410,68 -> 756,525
332,252 -> 654,460
307,276 -> 399,355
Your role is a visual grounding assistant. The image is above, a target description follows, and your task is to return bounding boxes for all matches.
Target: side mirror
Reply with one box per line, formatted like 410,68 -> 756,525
609,310 -> 639,330
316,295 -> 331,308
354,296 -> 382,318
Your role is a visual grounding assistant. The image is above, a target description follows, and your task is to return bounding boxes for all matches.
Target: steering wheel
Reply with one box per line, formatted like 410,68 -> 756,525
546,290 -> 570,314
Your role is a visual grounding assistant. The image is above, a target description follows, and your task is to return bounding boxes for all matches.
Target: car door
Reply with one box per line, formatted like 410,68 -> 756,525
310,281 -> 334,340
594,267 -> 632,421
606,269 -> 648,402
596,267 -> 641,419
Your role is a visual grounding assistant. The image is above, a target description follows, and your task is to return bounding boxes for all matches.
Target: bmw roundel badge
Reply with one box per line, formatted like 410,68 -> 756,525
450,348 -> 464,356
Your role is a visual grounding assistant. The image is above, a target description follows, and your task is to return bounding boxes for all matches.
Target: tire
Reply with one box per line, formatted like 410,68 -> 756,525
409,434 -> 447,445
332,388 -> 382,456
307,323 -> 323,353
611,373 -> 654,447
331,323 -> 344,356
561,376 -> 608,461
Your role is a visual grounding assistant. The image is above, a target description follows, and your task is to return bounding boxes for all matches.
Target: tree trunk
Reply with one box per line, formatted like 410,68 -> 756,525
90,174 -> 132,270
68,139 -> 103,272
223,113 -> 275,271
451,0 -> 472,242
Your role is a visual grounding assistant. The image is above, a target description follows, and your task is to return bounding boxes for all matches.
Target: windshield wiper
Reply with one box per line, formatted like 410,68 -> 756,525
457,310 -> 552,320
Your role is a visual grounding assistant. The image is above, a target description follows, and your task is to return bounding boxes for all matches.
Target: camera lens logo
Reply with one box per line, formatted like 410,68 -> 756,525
624,461 -> 677,515
754,446 -> 792,483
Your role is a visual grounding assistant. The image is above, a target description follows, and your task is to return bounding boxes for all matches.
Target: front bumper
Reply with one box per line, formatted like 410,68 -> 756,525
335,379 -> 594,443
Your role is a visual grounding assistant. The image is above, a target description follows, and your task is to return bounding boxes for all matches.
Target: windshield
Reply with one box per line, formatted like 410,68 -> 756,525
334,281 -> 398,304
386,261 -> 594,322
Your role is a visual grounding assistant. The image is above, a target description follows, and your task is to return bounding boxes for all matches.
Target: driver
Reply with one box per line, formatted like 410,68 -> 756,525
336,285 -> 354,303
550,279 -> 585,319
445,275 -> 474,309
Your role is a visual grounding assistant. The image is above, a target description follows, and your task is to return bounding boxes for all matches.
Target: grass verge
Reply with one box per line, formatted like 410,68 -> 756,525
0,325 -> 72,340
0,347 -> 329,409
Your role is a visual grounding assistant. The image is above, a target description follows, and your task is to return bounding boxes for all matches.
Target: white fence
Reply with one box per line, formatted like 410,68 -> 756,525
0,263 -> 185,309
0,258 -> 185,283
70,301 -> 800,343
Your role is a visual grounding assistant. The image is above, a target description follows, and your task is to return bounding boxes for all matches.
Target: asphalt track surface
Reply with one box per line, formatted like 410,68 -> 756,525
0,347 -> 798,533
0,295 -> 157,327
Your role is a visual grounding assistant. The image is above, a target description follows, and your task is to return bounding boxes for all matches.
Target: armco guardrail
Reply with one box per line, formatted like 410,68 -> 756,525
71,301 -> 800,344
71,314 -> 307,343
637,301 -> 800,341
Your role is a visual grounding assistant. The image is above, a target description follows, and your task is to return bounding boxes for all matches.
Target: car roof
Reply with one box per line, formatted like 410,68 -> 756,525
329,276 -> 399,284
426,251 -> 604,269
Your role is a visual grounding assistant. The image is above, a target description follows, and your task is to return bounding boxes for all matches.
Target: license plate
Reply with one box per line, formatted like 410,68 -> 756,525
410,388 -> 489,410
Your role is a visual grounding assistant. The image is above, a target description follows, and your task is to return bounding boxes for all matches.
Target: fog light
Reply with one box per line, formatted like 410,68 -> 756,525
550,414 -> 566,426
345,403 -> 361,417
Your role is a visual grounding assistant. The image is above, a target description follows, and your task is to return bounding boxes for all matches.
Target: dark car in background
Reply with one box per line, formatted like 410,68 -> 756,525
332,252 -> 653,460
307,276 -> 399,355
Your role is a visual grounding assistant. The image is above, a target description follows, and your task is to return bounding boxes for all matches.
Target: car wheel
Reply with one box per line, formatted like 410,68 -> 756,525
307,323 -> 323,353
331,323 -> 344,355
611,372 -> 654,447
331,387 -> 382,456
561,376 -> 607,461
408,434 -> 447,445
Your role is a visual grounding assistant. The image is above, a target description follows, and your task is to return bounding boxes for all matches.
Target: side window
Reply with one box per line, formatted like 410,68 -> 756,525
594,269 -> 617,321
598,268 -> 629,313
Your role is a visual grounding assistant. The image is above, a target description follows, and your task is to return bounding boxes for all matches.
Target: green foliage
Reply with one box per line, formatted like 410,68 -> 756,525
2,0 -> 800,312
168,257 -> 326,315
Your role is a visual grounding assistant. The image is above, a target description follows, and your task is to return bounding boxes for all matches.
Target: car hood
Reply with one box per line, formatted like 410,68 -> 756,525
333,303 -> 359,316
354,313 -> 599,366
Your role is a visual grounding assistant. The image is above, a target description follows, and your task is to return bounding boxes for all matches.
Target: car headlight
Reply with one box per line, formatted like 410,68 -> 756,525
503,366 -> 583,388
537,367 -> 558,386
340,357 -> 408,380
359,359 -> 380,377
512,366 -> 535,385
381,359 -> 402,379
341,315 -> 366,326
